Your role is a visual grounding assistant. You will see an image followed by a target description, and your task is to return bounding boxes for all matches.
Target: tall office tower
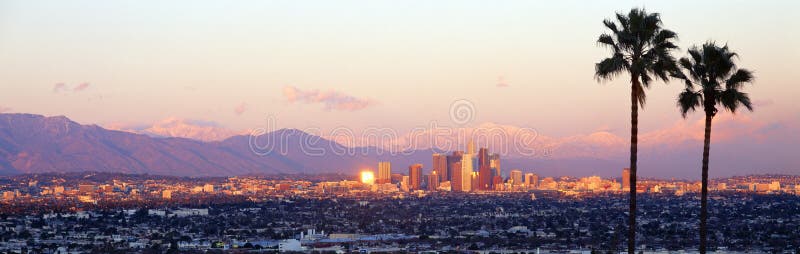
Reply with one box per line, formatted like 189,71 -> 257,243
477,148 -> 492,190
479,164 -> 493,190
378,162 -> 391,184
461,153 -> 474,191
478,148 -> 490,168
622,168 -> 631,191
510,169 -> 523,186
427,172 -> 440,191
409,164 -> 423,190
451,161 -> 463,191
524,173 -> 539,188
467,139 -> 476,155
446,151 -> 463,182
432,153 -> 448,183
471,172 -> 480,191
489,153 -> 501,177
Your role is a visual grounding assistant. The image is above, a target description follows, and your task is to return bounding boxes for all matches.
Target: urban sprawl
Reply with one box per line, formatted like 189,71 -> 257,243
1,143 -> 799,253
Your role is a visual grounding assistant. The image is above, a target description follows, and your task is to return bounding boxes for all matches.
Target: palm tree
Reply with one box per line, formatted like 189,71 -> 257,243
595,8 -> 679,253
673,42 -> 753,254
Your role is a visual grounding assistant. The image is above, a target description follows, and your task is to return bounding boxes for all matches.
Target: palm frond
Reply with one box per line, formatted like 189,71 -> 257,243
653,29 -> 678,45
677,89 -> 702,118
633,81 -> 647,108
726,69 -> 754,90
688,47 -> 703,64
678,58 -> 699,82
718,89 -> 753,113
615,12 -> 630,31
640,71 -> 652,88
603,19 -> 619,34
597,34 -> 619,53
595,53 -> 627,81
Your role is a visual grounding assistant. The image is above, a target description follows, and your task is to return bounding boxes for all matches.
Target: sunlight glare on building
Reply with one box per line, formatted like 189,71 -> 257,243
360,171 -> 375,185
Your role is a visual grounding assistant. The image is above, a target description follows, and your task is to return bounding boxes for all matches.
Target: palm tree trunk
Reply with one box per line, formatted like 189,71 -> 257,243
700,113 -> 712,254
628,76 -> 639,254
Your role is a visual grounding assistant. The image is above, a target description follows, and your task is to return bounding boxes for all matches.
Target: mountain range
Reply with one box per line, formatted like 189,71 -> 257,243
0,113 -> 796,178
0,114 -> 446,176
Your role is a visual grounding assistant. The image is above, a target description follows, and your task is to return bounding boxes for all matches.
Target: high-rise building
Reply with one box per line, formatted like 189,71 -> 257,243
378,162 -> 391,184
203,184 -> 214,193
478,148 -> 492,190
162,190 -> 172,199
622,168 -> 631,191
450,161 -> 463,191
427,172 -> 440,191
524,173 -> 539,188
471,172 -> 480,191
467,139 -> 476,155
461,153 -> 474,191
478,164 -> 492,191
489,153 -> 501,177
446,151 -> 463,182
409,164 -> 423,190
432,153 -> 448,182
510,169 -> 523,186
478,148 -> 490,168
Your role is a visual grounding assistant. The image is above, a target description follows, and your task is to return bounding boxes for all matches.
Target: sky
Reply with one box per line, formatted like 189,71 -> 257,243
0,1 -> 798,149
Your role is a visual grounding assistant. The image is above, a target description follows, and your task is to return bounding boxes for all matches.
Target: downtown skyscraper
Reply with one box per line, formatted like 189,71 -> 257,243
378,162 -> 391,184
478,148 -> 492,191
447,151 -> 463,189
409,164 -> 423,190
460,153 -> 474,192
432,153 -> 448,183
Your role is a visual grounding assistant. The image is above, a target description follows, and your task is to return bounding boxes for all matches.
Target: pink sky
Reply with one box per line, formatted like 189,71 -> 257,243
0,1 -> 798,176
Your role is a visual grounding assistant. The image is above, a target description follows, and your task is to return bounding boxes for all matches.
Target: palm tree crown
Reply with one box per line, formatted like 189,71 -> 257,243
675,42 -> 754,117
595,8 -> 680,107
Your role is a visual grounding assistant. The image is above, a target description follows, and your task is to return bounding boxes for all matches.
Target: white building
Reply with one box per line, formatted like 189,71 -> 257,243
278,239 -> 302,252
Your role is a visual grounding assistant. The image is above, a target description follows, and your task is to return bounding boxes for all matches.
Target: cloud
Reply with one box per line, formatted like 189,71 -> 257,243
53,82 -> 91,93
73,82 -> 90,92
0,106 -> 11,113
234,102 -> 248,116
105,117 -> 245,142
53,83 -> 66,93
283,86 -> 375,111
496,76 -> 509,87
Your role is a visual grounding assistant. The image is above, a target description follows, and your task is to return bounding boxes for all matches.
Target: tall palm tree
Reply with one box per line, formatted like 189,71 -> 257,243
673,42 -> 754,254
595,8 -> 679,254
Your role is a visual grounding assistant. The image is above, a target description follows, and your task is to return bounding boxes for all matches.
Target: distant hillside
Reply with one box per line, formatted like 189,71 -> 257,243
0,114 -> 301,176
2,113 -> 793,178
0,114 -> 437,176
